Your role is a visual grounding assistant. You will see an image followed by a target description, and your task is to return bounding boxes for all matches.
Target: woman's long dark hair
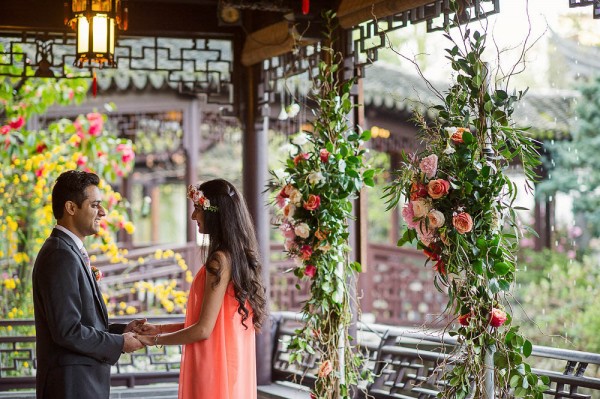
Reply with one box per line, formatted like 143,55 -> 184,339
195,179 -> 267,330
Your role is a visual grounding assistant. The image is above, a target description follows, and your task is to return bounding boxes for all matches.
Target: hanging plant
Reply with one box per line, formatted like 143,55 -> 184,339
384,4 -> 549,398
268,11 -> 375,399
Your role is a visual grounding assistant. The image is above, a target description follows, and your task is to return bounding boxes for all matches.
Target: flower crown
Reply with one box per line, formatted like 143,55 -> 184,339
187,185 -> 218,212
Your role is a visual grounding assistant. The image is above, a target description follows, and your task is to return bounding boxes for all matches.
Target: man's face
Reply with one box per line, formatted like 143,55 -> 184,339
72,185 -> 105,239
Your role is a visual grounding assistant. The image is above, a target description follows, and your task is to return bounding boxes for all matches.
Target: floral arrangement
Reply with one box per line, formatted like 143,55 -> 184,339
268,11 -> 375,399
384,16 -> 548,399
0,45 -> 136,319
187,184 -> 218,212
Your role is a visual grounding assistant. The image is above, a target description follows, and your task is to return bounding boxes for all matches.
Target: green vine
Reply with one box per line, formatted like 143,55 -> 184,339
267,11 -> 374,399
384,5 -> 548,398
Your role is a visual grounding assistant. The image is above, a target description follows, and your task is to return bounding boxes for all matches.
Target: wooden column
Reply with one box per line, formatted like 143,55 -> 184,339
389,152 -> 401,245
241,62 -> 272,385
184,99 -> 201,244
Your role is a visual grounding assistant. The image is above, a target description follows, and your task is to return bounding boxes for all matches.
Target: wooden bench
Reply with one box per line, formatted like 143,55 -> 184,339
264,312 -> 600,399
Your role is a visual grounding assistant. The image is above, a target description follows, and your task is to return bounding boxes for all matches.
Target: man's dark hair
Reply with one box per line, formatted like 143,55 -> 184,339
52,170 -> 100,219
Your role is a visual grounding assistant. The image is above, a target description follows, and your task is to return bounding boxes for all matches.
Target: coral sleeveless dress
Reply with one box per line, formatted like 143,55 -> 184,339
178,266 -> 257,399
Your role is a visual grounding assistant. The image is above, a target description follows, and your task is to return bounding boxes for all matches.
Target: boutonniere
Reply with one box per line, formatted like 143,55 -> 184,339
91,266 -> 103,282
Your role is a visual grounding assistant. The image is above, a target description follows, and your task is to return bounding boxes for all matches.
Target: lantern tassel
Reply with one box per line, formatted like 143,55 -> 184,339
92,69 -> 97,98
302,0 -> 309,15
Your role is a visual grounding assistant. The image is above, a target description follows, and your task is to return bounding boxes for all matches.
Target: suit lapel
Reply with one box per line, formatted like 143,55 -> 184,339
51,229 -> 109,326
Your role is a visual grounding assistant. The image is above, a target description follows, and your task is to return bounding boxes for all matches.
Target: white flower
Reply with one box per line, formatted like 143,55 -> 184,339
445,126 -> 457,137
292,133 -> 309,146
279,143 -> 298,156
294,223 -> 310,238
412,198 -> 432,218
286,103 -> 300,118
308,171 -> 324,185
273,168 -> 289,182
443,144 -> 456,155
289,189 -> 303,206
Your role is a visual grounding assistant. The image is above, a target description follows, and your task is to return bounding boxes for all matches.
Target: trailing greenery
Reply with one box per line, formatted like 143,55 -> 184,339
383,6 -> 548,397
267,11 -> 375,399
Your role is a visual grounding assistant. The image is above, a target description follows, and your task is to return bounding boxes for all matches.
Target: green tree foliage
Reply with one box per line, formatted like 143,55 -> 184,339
537,76 -> 600,240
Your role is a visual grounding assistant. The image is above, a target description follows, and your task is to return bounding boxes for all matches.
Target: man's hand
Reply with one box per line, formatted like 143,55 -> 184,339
133,321 -> 160,335
124,318 -> 147,333
122,332 -> 144,353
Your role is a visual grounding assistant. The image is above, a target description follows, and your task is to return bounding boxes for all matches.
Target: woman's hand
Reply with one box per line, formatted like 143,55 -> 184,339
133,322 -> 160,335
124,318 -> 147,333
136,334 -> 156,347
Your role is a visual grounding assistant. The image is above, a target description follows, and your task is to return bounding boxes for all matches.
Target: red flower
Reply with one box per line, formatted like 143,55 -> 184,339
35,166 -> 45,178
433,260 -> 446,275
76,155 -> 88,166
36,143 -> 47,153
303,194 -> 321,211
0,125 -> 10,135
489,308 -> 507,328
116,143 -> 134,163
305,265 -> 316,278
87,112 -> 104,136
293,153 -> 310,166
300,245 -> 313,260
9,116 -> 25,130
458,313 -> 471,326
410,182 -> 428,200
319,148 -> 330,163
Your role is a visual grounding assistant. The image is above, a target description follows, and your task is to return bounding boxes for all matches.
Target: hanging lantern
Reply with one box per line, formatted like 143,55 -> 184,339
65,0 -> 128,68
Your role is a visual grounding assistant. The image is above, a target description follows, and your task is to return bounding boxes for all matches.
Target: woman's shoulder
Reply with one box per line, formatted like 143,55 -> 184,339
207,250 -> 232,273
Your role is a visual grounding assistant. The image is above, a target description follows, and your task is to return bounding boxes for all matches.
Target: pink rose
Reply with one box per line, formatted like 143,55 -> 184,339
9,116 -> 25,130
87,112 -> 104,136
303,194 -> 321,211
427,179 -> 450,199
489,308 -> 507,328
401,203 -> 418,229
300,245 -> 313,260
305,264 -> 316,278
419,154 -> 438,178
0,125 -> 10,135
116,143 -> 134,163
453,212 -> 473,234
319,148 -> 330,163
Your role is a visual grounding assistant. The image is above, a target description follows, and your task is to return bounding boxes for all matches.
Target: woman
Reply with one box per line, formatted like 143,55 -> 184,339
135,179 -> 267,399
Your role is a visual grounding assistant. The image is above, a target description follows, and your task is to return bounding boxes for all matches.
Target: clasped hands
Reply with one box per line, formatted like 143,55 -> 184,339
121,318 -> 161,353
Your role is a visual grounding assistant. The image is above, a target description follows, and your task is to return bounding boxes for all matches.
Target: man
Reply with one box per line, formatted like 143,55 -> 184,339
33,170 -> 145,399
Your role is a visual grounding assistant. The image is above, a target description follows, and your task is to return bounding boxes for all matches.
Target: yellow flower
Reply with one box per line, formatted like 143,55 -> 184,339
154,249 -> 163,260
137,257 -> 145,264
23,362 -> 29,368
8,311 -> 14,319
124,222 -> 135,234
126,306 -> 137,315
6,325 -> 12,332
119,302 -> 127,309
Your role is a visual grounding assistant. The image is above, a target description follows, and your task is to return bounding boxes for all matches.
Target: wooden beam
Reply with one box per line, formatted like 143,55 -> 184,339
337,0 -> 435,29
241,20 -> 317,66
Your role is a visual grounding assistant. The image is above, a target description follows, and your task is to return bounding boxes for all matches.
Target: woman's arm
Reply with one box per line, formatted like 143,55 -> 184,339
140,252 -> 232,347
134,322 -> 184,335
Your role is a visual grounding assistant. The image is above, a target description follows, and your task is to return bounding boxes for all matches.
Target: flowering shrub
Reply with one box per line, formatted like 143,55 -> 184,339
0,46 -> 136,319
268,12 -> 375,399
384,19 -> 548,399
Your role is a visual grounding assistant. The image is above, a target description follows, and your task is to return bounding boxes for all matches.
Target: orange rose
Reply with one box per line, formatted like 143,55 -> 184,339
451,127 -> 469,143
315,229 -> 328,241
303,194 -> 321,211
427,179 -> 450,199
318,360 -> 333,377
453,212 -> 473,234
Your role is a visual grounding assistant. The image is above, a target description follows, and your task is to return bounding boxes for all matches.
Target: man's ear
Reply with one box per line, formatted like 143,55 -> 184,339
64,201 -> 77,216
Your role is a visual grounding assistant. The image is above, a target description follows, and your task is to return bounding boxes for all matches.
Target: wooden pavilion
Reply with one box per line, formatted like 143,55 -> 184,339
0,0 -> 504,384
